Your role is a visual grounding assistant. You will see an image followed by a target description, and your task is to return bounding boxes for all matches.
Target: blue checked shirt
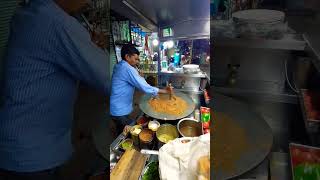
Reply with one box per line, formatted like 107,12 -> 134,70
110,60 -> 159,116
0,0 -> 108,172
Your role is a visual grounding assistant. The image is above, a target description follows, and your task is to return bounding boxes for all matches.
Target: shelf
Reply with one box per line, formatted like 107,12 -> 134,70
114,42 -> 142,47
214,34 -> 306,51
140,71 -> 157,74
159,34 -> 210,42
303,34 -> 320,73
213,86 -> 298,104
159,72 -> 207,78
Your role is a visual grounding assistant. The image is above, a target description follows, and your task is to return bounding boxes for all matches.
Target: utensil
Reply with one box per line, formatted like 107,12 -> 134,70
139,129 -> 154,149
139,91 -> 195,120
177,118 -> 203,137
168,83 -> 173,100
140,149 -> 159,155
130,125 -> 143,147
183,64 -> 200,74
156,124 -> 179,148
232,9 -> 286,39
80,14 -> 94,32
111,133 -> 126,152
213,93 -> 273,179
137,116 -> 149,128
148,120 -> 160,132
110,149 -> 148,180
120,139 -> 134,151
232,9 -> 285,23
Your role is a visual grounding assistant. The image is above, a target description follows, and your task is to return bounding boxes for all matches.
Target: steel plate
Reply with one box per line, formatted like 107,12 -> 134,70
139,92 -> 195,120
212,93 -> 273,180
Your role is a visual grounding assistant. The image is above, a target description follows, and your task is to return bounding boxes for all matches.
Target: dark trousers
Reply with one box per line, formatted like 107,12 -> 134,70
110,115 -> 134,138
0,166 -> 61,180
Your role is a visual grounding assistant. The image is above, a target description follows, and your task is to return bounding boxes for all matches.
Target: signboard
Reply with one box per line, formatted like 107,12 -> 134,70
162,27 -> 173,37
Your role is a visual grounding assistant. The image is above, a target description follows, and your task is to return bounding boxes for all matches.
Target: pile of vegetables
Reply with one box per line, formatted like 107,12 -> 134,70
142,162 -> 160,180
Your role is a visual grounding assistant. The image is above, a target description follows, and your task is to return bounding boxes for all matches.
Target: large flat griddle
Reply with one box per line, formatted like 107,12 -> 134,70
139,91 -> 195,120
213,93 -> 273,180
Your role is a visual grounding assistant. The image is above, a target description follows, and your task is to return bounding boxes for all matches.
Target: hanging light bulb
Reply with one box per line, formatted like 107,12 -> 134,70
163,42 -> 168,49
167,40 -> 174,49
152,39 -> 159,46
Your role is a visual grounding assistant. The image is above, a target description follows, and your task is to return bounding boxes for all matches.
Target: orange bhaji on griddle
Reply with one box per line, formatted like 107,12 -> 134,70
148,94 -> 188,116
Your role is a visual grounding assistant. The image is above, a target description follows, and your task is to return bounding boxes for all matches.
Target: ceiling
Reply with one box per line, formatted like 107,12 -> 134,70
111,0 -> 210,31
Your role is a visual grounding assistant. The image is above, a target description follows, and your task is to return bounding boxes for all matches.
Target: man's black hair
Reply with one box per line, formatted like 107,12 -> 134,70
121,44 -> 140,60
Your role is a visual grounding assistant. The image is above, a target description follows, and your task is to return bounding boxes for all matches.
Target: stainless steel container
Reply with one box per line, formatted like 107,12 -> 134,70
130,125 -> 142,147
158,72 -> 206,92
139,129 -> 154,149
177,118 -> 203,137
156,124 -> 179,149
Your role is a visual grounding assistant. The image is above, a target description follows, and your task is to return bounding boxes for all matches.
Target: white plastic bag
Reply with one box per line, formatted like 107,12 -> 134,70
158,133 -> 210,180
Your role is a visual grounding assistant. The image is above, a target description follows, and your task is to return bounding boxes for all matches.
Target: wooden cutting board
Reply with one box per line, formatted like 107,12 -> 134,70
111,149 -> 148,180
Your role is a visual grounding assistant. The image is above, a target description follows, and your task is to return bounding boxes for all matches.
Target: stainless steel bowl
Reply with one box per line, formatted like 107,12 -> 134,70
177,118 -> 203,137
156,124 -> 179,148
183,64 -> 200,74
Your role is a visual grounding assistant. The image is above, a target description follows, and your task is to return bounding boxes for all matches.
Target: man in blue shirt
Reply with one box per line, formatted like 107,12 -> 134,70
110,44 -> 171,137
0,0 -> 108,179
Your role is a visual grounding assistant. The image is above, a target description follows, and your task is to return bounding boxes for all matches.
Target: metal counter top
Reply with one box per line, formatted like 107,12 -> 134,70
213,33 -> 306,51
159,71 -> 207,78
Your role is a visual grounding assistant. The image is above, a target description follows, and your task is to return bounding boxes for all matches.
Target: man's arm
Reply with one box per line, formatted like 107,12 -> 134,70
56,18 -> 109,95
126,69 -> 172,95
126,68 -> 159,96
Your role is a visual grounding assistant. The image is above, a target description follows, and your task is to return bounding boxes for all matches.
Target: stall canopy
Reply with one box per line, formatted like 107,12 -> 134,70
111,0 -> 210,39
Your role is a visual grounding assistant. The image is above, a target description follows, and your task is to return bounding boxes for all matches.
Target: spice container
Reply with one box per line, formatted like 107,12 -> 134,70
139,129 -> 154,149
194,109 -> 200,122
130,125 -> 142,147
148,120 -> 160,132
120,139 -> 133,151
137,116 -> 149,128
156,124 -> 179,149
177,118 -> 202,137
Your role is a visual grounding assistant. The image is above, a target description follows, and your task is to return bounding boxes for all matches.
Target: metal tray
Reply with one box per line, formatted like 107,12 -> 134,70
212,93 -> 273,180
139,91 -> 195,120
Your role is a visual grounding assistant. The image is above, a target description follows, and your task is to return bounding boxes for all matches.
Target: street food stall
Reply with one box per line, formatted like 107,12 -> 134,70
104,0 -> 211,179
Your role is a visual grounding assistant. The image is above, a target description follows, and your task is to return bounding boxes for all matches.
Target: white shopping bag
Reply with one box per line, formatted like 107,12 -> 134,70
158,133 -> 210,180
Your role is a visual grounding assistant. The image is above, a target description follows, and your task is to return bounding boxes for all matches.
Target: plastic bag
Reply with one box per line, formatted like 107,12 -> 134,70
158,133 -> 210,180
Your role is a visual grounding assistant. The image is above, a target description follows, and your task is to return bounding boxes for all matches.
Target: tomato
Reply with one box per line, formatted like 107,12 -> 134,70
137,117 -> 149,126
203,122 -> 210,129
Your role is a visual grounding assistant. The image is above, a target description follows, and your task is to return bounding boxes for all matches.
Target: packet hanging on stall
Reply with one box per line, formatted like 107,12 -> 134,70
200,107 -> 210,122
